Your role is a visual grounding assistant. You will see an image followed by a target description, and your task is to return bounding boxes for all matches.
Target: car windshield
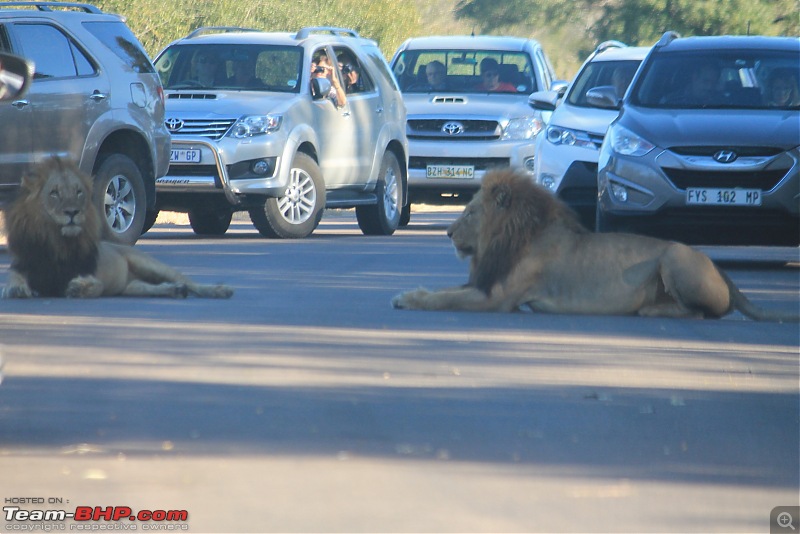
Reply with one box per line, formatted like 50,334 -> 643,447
155,44 -> 303,92
631,50 -> 800,110
567,59 -> 642,107
392,49 -> 536,94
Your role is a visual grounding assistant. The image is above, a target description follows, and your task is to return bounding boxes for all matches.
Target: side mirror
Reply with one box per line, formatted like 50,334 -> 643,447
0,52 -> 33,101
528,90 -> 559,112
311,76 -> 332,101
549,79 -> 569,98
586,85 -> 621,110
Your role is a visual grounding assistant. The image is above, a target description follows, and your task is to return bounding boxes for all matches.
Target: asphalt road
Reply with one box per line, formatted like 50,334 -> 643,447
0,209 -> 798,533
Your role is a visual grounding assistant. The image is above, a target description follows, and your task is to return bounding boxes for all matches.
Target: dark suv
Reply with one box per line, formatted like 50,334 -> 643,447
595,32 -> 799,245
0,2 -> 170,244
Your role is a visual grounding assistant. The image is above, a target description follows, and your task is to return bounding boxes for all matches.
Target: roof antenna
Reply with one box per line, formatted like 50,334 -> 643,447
471,26 -> 475,37
746,21 -> 751,36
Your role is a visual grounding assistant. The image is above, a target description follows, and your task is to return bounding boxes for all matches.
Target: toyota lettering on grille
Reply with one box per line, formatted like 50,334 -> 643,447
713,149 -> 738,163
442,121 -> 464,135
165,118 -> 184,132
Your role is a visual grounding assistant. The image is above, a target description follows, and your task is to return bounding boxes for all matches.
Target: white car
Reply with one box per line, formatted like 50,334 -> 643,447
390,35 -> 557,223
529,42 -> 649,229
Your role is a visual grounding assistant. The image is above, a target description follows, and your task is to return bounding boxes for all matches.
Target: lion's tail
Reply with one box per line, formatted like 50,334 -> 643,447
719,269 -> 799,322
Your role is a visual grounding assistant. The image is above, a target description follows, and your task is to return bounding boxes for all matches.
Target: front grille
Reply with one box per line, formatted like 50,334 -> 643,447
407,119 -> 501,141
409,156 -> 508,170
167,118 -> 237,140
670,146 -> 784,157
662,168 -> 789,190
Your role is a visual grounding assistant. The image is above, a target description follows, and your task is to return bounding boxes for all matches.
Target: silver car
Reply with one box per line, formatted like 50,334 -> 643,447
0,1 -> 170,244
390,35 -> 556,222
596,33 -> 800,246
153,26 -> 408,238
529,42 -> 649,229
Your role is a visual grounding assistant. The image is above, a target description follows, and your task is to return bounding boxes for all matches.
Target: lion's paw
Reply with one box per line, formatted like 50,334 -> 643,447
3,284 -> 34,299
391,288 -> 431,310
211,285 -> 234,299
65,276 -> 103,298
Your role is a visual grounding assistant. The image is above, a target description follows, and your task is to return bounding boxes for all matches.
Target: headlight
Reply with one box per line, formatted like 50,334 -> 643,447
545,125 -> 597,149
607,124 -> 654,157
502,115 -> 543,140
229,114 -> 282,138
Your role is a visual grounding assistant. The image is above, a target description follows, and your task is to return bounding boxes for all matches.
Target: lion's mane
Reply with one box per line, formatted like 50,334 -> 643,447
4,157 -> 100,297
474,169 -> 586,293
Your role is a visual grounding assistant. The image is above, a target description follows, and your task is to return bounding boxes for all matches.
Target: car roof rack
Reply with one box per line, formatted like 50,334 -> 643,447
295,26 -> 360,40
655,31 -> 680,48
0,1 -> 102,12
186,26 -> 260,39
595,40 -> 627,53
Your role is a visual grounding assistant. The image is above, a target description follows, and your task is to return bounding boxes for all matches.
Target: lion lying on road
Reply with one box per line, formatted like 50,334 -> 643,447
392,169 -> 797,321
3,157 -> 233,299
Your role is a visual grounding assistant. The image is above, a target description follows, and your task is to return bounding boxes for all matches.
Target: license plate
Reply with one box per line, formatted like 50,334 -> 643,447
426,164 -> 474,179
686,188 -> 762,206
170,149 -> 201,164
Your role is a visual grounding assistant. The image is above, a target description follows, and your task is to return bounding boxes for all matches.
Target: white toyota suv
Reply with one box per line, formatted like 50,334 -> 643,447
153,26 -> 408,238
390,35 -> 556,222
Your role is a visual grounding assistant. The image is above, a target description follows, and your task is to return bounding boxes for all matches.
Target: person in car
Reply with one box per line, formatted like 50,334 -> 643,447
311,52 -> 346,108
475,58 -> 516,92
230,54 -> 264,88
766,68 -> 800,107
194,52 -> 221,87
338,56 -> 363,94
425,60 -> 449,91
611,64 -> 637,99
666,63 -> 720,105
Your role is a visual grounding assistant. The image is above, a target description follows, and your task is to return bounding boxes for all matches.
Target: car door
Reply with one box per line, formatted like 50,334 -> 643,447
8,22 -> 111,168
333,45 -> 381,187
310,46 -> 361,188
0,23 -> 32,203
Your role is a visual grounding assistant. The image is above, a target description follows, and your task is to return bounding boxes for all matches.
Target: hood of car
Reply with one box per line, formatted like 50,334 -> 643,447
164,90 -> 297,116
549,102 -> 620,136
402,93 -> 535,119
618,106 -> 800,150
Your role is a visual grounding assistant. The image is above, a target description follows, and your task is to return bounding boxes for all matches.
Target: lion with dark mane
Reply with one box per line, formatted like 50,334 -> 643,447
392,169 -> 797,321
3,157 -> 233,299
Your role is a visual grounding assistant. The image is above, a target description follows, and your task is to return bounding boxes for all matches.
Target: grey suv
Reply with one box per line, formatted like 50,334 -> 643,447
153,26 -> 408,238
0,1 -> 170,244
390,35 -> 555,221
595,33 -> 799,245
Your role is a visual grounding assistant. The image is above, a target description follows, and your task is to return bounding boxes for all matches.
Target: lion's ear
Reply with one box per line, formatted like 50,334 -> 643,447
490,183 -> 512,209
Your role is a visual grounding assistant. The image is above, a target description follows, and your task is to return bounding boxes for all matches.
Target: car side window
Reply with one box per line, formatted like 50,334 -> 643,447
13,23 -> 95,79
333,46 -> 374,94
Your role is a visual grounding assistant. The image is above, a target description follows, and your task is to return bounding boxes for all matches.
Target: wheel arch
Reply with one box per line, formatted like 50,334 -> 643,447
92,129 -> 156,210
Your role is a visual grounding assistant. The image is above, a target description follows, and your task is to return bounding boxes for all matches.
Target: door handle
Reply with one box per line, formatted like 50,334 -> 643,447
11,100 -> 29,109
375,106 -> 384,114
89,91 -> 108,102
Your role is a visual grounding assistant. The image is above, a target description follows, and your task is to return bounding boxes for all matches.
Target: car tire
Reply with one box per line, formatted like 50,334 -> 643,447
93,153 -> 147,245
356,151 -> 402,236
189,208 -> 232,236
141,210 -> 159,234
399,204 -> 411,227
249,152 -> 325,239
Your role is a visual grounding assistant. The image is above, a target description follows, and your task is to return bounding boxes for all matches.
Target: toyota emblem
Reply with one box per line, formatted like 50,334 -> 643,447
165,118 -> 184,132
442,121 -> 464,135
713,149 -> 738,163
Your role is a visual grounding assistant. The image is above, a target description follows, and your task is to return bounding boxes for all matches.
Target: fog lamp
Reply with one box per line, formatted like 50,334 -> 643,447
610,183 -> 628,202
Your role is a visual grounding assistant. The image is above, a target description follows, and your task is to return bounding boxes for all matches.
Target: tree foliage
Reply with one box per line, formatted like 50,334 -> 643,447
456,0 -> 798,67
94,0 -> 419,57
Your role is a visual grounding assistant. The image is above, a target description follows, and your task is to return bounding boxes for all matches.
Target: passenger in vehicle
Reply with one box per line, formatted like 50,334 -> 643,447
311,52 -> 346,108
475,58 -> 516,92
665,63 -> 720,105
425,60 -> 449,91
765,68 -> 800,107
230,54 -> 264,89
194,52 -> 221,87
340,61 -> 363,93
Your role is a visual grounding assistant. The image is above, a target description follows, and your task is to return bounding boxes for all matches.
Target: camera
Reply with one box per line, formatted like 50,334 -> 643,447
341,64 -> 353,74
314,66 -> 325,74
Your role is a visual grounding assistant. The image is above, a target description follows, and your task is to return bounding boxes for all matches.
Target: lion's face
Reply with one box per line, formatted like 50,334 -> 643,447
447,191 -> 482,259
39,165 -> 91,237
